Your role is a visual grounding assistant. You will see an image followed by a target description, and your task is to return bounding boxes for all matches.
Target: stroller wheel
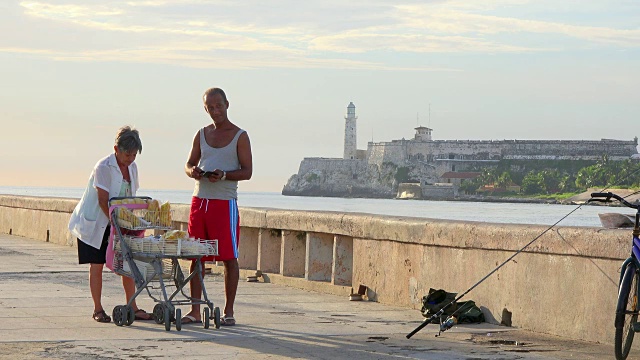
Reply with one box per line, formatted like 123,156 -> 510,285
125,305 -> 135,326
175,308 -> 182,331
153,304 -> 164,324
112,305 -> 125,326
214,307 -> 221,329
203,307 -> 210,329
164,306 -> 172,331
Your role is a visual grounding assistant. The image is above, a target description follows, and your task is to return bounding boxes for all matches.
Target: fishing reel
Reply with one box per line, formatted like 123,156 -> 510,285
436,315 -> 457,337
406,309 -> 457,339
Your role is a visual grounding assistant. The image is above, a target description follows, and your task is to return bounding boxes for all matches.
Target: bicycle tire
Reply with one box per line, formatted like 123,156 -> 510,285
615,261 -> 639,360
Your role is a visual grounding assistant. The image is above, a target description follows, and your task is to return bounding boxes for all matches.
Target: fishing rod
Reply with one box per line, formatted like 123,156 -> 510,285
406,166 -> 640,339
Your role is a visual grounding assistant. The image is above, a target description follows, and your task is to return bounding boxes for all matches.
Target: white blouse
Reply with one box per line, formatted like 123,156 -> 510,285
68,153 -> 139,249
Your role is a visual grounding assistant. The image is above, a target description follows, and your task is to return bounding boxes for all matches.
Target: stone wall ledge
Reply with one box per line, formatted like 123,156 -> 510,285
223,207 -> 626,260
0,195 -> 628,260
0,195 -> 77,213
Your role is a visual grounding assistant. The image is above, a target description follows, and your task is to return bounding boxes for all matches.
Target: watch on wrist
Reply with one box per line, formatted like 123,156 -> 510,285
221,171 -> 226,181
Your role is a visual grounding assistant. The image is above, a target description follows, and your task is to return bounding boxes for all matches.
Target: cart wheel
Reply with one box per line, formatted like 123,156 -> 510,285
175,308 -> 182,331
125,305 -> 135,326
203,307 -> 210,329
112,305 -> 125,327
164,306 -> 172,331
213,307 -> 221,329
153,304 -> 164,324
111,306 -> 119,326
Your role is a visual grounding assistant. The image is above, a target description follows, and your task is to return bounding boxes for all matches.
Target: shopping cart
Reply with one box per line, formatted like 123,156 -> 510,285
107,196 -> 220,331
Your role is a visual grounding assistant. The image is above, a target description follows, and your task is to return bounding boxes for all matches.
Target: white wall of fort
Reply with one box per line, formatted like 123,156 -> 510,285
367,138 -> 638,167
407,141 -> 502,160
499,139 -> 637,157
367,141 -> 407,167
298,158 -> 367,174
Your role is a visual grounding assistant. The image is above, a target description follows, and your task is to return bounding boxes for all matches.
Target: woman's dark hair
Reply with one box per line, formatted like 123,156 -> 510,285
115,126 -> 142,154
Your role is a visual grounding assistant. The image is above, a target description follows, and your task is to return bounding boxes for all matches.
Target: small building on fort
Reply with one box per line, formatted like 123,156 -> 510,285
283,103 -> 639,199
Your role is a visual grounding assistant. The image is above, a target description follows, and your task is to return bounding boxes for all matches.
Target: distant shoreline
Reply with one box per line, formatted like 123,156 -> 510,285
281,189 -> 640,207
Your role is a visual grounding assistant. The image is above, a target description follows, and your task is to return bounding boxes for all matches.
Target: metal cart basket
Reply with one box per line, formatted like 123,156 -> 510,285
107,196 -> 220,331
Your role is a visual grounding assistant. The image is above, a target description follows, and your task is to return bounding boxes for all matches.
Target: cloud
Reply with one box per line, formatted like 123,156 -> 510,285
21,1 -> 123,18
0,47 -> 55,55
10,0 -> 640,71
395,3 -> 640,47
311,32 -> 545,53
0,45 -> 457,71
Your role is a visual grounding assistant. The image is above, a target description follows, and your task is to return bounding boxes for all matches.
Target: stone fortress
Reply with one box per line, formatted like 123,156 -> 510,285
282,103 -> 639,199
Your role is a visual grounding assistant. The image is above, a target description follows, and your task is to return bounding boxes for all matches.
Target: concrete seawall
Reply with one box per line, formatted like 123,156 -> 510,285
0,194 -> 628,344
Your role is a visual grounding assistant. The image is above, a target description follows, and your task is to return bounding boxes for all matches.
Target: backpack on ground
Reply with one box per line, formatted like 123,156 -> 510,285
421,288 -> 458,322
420,288 -> 485,324
456,300 -> 485,324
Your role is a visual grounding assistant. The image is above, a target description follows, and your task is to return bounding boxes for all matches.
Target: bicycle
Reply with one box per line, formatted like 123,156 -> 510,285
589,192 -> 640,360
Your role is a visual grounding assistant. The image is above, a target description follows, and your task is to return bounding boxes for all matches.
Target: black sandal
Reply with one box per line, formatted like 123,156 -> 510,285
93,309 -> 111,323
134,309 -> 153,320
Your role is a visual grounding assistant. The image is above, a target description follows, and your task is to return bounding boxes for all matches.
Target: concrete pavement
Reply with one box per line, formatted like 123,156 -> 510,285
0,233 -> 623,359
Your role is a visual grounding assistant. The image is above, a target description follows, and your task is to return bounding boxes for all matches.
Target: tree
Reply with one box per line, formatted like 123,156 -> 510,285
540,169 -> 562,194
459,178 -> 481,194
480,168 -> 499,187
496,172 -> 512,190
559,174 -> 577,192
521,171 -> 546,195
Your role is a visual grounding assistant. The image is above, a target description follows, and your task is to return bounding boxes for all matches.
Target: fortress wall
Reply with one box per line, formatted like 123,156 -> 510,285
0,194 -> 630,345
371,139 -> 637,166
434,162 -> 456,175
298,158 -> 365,174
367,143 -> 386,166
412,142 -> 502,158
504,155 -> 630,161
500,140 -> 638,157
367,142 -> 406,166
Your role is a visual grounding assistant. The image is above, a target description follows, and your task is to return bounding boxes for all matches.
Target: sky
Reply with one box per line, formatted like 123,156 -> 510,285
0,0 -> 638,192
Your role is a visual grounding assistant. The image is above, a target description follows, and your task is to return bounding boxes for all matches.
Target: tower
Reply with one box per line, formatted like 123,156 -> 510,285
344,102 -> 357,159
414,126 -> 433,141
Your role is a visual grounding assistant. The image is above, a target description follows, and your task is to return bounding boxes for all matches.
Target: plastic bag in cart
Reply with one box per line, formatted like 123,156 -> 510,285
106,227 -> 144,271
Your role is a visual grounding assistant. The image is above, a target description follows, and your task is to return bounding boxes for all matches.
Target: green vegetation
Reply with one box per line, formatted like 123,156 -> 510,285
305,173 -> 319,183
460,156 -> 640,197
395,167 -> 410,183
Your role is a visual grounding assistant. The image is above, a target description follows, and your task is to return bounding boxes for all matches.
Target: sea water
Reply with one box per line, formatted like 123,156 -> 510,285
0,185 -> 622,227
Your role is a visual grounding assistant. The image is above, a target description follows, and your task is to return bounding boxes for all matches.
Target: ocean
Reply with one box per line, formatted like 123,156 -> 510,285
0,185 -> 624,228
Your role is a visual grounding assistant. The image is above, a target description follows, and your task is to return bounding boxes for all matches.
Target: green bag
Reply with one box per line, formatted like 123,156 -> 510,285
421,289 -> 485,324
456,300 -> 485,324
421,288 -> 458,319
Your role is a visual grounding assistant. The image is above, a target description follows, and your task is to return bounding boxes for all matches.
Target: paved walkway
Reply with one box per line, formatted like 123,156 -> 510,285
0,234 -> 623,359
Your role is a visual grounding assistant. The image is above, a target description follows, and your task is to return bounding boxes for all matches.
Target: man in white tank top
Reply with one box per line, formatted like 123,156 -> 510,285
183,87 -> 253,326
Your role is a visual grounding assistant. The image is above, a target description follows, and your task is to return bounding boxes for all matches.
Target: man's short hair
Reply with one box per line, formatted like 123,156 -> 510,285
203,87 -> 228,103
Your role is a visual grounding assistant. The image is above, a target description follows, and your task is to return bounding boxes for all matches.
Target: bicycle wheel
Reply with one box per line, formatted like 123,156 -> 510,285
615,262 -> 639,360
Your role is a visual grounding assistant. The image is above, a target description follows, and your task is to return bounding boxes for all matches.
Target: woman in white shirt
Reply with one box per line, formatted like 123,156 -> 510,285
68,126 -> 152,323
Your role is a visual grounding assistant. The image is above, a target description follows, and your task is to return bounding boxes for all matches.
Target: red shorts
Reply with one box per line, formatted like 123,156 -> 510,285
188,197 -> 240,262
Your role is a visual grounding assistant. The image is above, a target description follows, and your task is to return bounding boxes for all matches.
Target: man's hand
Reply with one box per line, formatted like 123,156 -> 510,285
207,169 -> 225,182
190,166 -> 203,180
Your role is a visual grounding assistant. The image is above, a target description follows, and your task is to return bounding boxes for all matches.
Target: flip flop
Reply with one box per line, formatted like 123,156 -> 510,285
134,309 -> 153,321
181,315 -> 202,324
221,315 -> 236,326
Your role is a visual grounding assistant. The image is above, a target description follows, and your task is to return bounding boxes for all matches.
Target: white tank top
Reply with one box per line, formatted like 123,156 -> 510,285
193,128 -> 244,200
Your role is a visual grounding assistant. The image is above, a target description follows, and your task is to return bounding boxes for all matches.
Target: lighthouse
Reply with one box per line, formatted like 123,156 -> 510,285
343,102 -> 357,159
